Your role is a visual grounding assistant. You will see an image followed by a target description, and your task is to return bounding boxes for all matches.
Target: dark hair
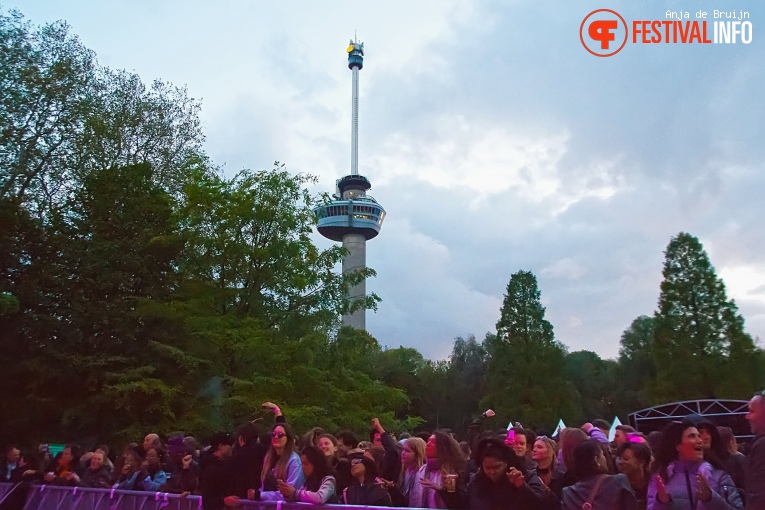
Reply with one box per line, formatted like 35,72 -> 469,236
573,439 -> 606,480
654,420 -> 725,479
592,419 -> 611,431
238,422 -> 258,445
334,430 -> 359,449
301,446 -> 333,491
357,456 -> 378,480
302,427 -> 326,449
432,429 -> 465,474
473,438 -> 525,485
559,428 -> 588,473
615,425 -> 636,434
717,426 -> 736,449
616,442 -> 652,478
475,438 -> 509,465
209,432 -> 233,450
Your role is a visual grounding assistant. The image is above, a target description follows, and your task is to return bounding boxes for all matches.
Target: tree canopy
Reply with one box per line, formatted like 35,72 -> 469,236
2,9 -> 764,447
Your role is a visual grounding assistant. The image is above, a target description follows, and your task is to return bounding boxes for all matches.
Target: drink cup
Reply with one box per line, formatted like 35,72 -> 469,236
444,474 -> 458,493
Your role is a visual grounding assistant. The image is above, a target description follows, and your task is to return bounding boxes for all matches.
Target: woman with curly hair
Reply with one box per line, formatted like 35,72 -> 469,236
410,430 -> 465,508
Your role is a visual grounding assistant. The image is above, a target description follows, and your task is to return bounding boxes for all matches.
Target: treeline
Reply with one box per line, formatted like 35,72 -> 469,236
1,9 -> 764,448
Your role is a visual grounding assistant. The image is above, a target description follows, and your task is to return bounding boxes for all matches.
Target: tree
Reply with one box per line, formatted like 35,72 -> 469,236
0,10 -> 96,209
564,350 -> 617,423
179,162 -> 377,334
652,232 -> 763,401
483,270 -> 577,429
614,315 -> 656,412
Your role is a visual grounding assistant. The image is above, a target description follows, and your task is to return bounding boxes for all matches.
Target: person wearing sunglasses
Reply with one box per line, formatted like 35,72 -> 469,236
259,423 -> 304,501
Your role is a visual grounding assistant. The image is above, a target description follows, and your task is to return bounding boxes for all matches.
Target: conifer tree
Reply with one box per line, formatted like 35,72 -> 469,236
483,270 -> 577,428
652,232 -> 763,401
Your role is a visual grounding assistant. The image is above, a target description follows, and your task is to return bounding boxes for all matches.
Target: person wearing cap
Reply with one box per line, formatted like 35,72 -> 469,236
342,456 -> 391,506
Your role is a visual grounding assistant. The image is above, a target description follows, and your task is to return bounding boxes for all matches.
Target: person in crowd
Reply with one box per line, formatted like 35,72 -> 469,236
334,430 -> 360,458
0,445 -> 21,482
447,437 -> 554,510
300,427 -> 326,450
259,423 -> 304,501
318,433 -> 340,468
510,427 -> 536,471
410,429 -> 465,508
647,420 -> 742,509
113,450 -> 143,490
745,390 -> 765,509
79,450 -> 111,488
532,436 -> 557,488
227,422 -> 266,500
163,441 -> 199,494
342,456 -> 391,506
135,447 -> 167,491
43,444 -> 83,486
384,436 -> 426,506
142,433 -> 162,458
550,427 -> 588,497
1,446 -> 21,482
717,426 -> 746,495
647,431 -> 663,454
685,415 -> 733,468
370,417 -> 402,483
583,420 -> 611,444
200,432 -> 234,510
278,446 -> 337,504
616,441 -> 652,510
80,445 -> 115,478
561,439 -> 637,509
614,425 -> 637,448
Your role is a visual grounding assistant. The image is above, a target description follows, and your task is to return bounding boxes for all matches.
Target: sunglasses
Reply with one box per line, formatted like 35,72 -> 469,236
272,432 -> 286,439
351,458 -> 364,465
537,435 -> 548,441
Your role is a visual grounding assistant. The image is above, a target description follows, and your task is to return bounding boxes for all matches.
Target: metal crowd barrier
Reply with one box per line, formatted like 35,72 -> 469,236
0,483 -> 411,510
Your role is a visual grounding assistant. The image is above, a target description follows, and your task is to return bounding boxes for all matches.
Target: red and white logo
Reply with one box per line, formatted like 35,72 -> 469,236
580,9 -> 629,57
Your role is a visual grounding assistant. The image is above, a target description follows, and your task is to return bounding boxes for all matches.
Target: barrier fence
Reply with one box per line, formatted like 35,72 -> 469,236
0,483 -> 410,510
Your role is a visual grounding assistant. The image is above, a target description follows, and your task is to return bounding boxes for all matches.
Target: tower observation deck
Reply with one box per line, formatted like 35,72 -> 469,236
314,38 -> 386,330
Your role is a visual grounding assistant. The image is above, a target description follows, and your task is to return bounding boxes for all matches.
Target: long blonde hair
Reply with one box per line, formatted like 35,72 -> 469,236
400,437 -> 426,476
261,423 -> 296,482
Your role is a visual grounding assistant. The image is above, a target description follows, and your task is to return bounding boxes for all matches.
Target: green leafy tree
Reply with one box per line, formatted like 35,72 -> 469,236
483,270 -> 577,429
652,232 -> 763,401
614,315 -> 656,412
179,163 -> 378,335
564,350 -> 617,423
0,9 -> 96,208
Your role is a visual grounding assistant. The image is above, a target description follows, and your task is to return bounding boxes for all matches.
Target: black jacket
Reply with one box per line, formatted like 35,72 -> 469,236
200,455 -> 233,510
443,469 -> 557,510
745,434 -> 765,510
343,482 -> 392,506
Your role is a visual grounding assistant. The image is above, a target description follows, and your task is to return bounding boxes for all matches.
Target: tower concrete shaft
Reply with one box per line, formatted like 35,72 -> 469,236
342,233 -> 366,329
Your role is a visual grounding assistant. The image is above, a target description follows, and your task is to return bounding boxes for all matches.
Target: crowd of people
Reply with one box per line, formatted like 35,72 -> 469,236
2,393 -> 765,510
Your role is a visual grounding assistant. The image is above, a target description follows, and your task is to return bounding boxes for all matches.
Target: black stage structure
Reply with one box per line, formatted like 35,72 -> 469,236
628,399 -> 752,440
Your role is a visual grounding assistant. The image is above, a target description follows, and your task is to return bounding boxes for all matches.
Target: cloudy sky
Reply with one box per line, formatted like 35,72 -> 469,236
12,0 -> 765,360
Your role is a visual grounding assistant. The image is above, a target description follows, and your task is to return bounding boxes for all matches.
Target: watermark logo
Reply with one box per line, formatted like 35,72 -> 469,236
581,8 -> 753,56
580,9 -> 629,57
